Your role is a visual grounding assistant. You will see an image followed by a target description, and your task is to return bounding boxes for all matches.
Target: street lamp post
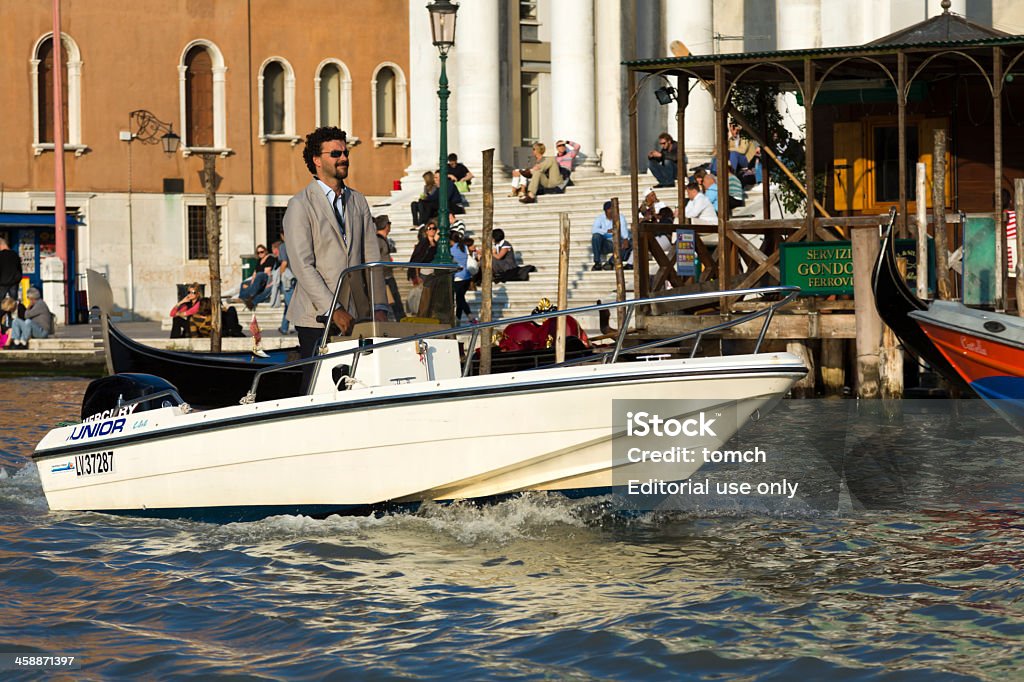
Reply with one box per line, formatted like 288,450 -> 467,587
427,0 -> 458,265
125,110 -> 180,318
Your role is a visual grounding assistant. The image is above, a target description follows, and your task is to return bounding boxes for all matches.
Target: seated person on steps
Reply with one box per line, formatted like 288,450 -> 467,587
169,282 -> 201,338
647,132 -> 683,188
555,140 -> 581,185
421,170 -> 466,219
487,228 -> 536,283
239,244 -> 277,309
591,201 -> 631,271
411,170 -> 436,225
446,153 -> 473,189
684,181 -> 717,223
518,142 -> 564,204
189,297 -> 245,338
8,287 -> 53,348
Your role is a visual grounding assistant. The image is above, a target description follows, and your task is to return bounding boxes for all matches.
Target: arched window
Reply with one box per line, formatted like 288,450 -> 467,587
31,32 -> 85,155
370,63 -> 408,146
263,61 -> 285,135
37,38 -> 67,144
315,60 -> 353,133
178,40 -> 229,154
257,57 -> 296,143
376,67 -> 396,138
185,46 -> 214,147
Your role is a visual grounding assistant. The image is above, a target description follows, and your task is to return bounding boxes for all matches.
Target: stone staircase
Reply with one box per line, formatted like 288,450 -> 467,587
384,173 -> 658,333
164,172 -> 777,337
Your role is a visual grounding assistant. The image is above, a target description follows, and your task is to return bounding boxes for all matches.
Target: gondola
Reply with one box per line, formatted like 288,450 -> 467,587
870,209 -> 970,390
103,315 -> 304,407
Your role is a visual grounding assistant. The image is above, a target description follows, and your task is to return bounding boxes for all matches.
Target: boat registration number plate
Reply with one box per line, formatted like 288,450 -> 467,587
75,451 -> 115,477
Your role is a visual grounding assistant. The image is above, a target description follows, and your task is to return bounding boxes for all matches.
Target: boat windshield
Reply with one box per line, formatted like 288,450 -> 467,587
359,260 -> 459,327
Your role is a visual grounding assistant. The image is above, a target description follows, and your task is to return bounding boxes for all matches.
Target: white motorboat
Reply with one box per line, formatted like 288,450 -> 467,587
32,266 -> 806,522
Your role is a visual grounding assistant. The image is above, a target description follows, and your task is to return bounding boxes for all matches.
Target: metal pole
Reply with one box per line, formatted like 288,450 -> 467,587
1016,178 -> 1024,315
52,0 -> 69,323
433,51 -> 453,264
994,46 -> 1005,311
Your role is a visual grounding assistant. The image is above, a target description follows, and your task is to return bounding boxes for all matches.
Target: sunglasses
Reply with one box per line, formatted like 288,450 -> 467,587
323,149 -> 349,158
188,290 -> 197,295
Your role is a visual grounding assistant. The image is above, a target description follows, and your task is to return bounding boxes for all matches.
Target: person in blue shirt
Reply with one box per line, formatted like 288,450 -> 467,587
591,201 -> 632,271
702,174 -> 720,212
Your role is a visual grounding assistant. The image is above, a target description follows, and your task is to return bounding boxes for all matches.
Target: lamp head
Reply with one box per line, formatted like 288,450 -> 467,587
654,85 -> 676,106
161,126 -> 181,154
427,0 -> 459,55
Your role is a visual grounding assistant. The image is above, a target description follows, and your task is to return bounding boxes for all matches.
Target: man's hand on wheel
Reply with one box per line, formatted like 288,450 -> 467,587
331,309 -> 354,336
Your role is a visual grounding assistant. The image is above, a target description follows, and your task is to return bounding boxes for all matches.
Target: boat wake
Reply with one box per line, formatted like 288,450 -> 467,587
205,493 -> 602,547
0,461 -> 49,513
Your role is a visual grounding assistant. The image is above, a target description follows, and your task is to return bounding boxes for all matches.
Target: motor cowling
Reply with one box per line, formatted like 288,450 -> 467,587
80,373 -> 184,422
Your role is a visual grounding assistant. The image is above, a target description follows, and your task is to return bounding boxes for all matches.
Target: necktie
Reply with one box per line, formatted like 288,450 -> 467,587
333,191 -> 347,243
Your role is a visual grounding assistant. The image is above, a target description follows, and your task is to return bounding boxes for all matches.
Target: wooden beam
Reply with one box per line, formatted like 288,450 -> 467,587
715,62 -> 728,299
805,59 -> 816,243
897,51 -> 908,237
643,312 -> 857,339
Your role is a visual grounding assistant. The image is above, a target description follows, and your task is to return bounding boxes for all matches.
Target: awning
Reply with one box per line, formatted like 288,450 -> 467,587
0,211 -> 82,228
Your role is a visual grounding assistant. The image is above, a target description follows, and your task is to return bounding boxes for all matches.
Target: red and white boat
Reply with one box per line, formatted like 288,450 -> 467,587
910,301 -> 1024,431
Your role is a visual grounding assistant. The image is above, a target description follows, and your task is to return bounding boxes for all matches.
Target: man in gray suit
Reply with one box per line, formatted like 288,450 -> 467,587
284,126 -> 388,371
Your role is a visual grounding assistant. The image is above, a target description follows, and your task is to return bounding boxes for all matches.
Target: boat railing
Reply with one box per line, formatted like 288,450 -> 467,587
241,263 -> 800,402
314,261 -> 463,354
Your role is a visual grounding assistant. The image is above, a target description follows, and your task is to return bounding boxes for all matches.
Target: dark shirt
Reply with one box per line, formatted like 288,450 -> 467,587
448,163 -> 471,182
0,250 -> 21,287
426,182 -> 465,208
657,141 -> 679,165
408,239 -> 438,280
257,254 -> 277,275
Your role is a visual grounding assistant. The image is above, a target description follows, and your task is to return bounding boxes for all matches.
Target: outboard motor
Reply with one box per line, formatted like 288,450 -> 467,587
80,373 -> 184,422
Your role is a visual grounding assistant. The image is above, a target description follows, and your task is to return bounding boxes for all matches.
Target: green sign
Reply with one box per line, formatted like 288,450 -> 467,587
780,239 -> 932,295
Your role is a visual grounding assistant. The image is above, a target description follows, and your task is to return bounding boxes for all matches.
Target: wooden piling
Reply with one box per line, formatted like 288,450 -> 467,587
610,197 -> 627,330
915,162 -> 929,301
821,338 -> 845,396
852,227 -> 882,398
478,148 -> 495,375
880,258 -> 907,399
556,212 -> 570,364
932,129 -> 951,300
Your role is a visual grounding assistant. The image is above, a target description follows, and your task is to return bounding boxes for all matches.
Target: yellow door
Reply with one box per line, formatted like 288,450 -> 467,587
833,121 -> 866,211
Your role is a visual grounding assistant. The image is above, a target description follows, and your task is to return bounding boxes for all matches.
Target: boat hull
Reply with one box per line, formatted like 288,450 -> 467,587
105,317 -> 303,407
33,354 -> 805,521
910,301 -> 1024,431
871,216 -> 970,389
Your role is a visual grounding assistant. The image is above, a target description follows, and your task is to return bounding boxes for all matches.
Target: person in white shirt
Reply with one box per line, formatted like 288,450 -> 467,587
684,181 -> 717,223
